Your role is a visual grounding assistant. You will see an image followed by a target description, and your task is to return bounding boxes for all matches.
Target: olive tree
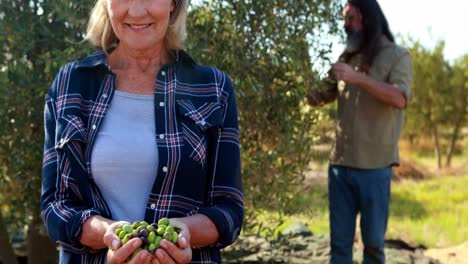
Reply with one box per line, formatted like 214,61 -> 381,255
186,0 -> 342,233
0,1 -> 94,262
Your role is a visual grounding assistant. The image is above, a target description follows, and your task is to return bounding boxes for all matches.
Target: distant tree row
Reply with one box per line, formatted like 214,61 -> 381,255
403,39 -> 467,169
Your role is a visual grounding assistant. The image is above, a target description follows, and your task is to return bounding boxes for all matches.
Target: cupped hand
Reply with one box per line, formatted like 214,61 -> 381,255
153,218 -> 192,264
107,237 -> 154,264
104,221 -> 153,264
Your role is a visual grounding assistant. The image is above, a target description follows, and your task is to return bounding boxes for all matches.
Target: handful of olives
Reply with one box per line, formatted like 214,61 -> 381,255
113,218 -> 182,258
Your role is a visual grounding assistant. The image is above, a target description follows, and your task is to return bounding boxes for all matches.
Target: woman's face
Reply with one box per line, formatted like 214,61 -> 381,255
106,0 -> 174,52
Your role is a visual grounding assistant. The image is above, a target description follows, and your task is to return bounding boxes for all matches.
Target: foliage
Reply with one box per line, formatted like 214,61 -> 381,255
403,40 -> 449,135
446,55 -> 467,132
0,0 -> 94,240
403,38 -> 467,168
0,0 -> 342,254
186,0 -> 342,234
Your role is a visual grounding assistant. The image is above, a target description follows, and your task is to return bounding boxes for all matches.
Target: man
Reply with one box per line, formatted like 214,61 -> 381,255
308,0 -> 412,263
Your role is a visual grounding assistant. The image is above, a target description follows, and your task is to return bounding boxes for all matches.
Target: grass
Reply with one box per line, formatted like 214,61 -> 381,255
388,175 -> 468,248
255,174 -> 468,248
251,136 -> 467,248
250,180 -> 330,237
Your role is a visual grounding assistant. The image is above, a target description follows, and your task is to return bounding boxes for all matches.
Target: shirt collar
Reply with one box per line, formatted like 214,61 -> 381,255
75,49 -> 197,69
378,35 -> 393,48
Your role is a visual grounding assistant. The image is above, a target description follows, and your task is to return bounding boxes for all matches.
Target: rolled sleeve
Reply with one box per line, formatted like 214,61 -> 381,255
389,50 -> 413,101
197,206 -> 242,248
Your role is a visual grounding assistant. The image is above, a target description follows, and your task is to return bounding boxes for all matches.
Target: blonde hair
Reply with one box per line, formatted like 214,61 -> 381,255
85,0 -> 188,52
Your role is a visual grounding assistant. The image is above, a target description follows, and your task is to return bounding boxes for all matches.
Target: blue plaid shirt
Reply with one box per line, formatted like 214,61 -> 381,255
41,50 -> 244,263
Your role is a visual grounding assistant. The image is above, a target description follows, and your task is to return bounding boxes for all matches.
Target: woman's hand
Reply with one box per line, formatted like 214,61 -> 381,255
154,218 -> 192,264
104,221 -> 154,263
107,238 -> 155,263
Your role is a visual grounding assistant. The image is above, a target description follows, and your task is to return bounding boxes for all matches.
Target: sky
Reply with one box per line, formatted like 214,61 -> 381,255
351,0 -> 467,62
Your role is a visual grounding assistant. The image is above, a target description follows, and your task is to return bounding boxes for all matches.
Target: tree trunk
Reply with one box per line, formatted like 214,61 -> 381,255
445,116 -> 463,168
432,126 -> 442,169
27,215 -> 58,264
0,210 -> 18,264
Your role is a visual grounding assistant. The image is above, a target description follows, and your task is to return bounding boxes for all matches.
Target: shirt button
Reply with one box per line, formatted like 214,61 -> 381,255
102,93 -> 108,98
60,138 -> 64,144
162,166 -> 168,172
150,203 -> 156,209
159,134 -> 165,139
159,102 -> 165,107
200,120 -> 206,126
92,124 -> 97,130
161,71 -> 166,76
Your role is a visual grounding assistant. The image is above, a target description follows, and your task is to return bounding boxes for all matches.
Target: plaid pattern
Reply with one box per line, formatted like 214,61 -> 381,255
41,50 -> 243,263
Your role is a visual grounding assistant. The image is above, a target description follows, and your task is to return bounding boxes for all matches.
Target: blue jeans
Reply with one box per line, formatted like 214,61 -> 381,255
328,165 -> 392,264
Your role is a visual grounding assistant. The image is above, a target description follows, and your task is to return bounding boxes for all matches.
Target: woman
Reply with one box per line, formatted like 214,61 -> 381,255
41,0 -> 244,263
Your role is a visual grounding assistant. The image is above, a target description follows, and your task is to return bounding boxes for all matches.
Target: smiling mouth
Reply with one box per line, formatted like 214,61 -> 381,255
127,24 -> 152,30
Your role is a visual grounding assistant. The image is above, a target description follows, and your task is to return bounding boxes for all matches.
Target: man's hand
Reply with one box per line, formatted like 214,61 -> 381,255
332,63 -> 361,84
307,91 -> 323,106
332,62 -> 407,109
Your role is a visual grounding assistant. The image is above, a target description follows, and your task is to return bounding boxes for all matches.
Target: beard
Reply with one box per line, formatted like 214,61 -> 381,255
345,27 -> 363,53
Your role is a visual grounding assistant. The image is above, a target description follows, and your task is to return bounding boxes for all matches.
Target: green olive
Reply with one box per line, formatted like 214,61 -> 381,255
148,243 -> 157,251
158,218 -> 170,226
154,236 -> 162,248
136,225 -> 146,232
147,231 -> 156,243
147,225 -> 156,233
171,232 -> 179,244
157,226 -> 166,236
115,227 -> 123,236
122,224 -> 133,233
163,232 -> 172,241
165,225 -> 174,233
113,219 -> 182,254
118,231 -> 127,239
122,234 -> 131,244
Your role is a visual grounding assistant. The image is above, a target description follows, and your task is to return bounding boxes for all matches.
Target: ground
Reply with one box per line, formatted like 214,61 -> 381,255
424,242 -> 468,264
303,141 -> 468,264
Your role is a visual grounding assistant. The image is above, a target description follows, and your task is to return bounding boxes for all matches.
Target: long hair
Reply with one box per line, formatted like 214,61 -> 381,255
85,0 -> 188,53
348,0 -> 394,68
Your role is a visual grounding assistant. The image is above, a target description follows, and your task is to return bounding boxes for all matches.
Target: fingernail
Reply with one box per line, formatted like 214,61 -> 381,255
111,239 -> 118,250
134,239 -> 141,248
160,240 -> 167,248
181,236 -> 187,244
